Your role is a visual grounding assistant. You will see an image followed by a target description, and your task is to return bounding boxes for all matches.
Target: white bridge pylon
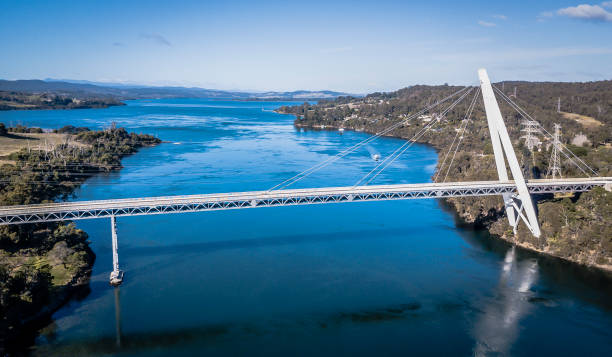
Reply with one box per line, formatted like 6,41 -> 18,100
478,69 -> 541,237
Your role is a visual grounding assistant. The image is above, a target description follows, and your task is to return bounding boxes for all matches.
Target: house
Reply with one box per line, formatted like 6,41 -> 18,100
418,114 -> 433,122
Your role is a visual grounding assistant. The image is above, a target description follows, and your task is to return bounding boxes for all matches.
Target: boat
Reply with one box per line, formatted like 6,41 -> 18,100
338,127 -> 345,132
372,154 -> 381,161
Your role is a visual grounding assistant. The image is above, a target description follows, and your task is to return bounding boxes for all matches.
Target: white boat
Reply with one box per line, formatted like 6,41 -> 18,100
372,154 -> 381,161
338,127 -> 345,132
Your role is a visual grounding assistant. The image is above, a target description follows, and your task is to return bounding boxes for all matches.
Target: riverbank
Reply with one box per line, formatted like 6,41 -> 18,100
285,85 -> 612,273
0,125 -> 160,353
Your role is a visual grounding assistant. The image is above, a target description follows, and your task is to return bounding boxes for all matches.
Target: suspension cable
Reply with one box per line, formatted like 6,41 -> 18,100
442,88 -> 480,182
493,86 -> 593,172
355,87 -> 474,186
433,87 -> 480,182
493,85 -> 596,174
492,86 -> 596,176
267,86 -> 472,191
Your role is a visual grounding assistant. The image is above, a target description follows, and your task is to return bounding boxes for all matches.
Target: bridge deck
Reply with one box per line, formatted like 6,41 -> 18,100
0,177 -> 610,225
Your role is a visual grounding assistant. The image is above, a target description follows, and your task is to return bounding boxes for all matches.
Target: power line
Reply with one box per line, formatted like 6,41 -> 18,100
492,85 -> 596,177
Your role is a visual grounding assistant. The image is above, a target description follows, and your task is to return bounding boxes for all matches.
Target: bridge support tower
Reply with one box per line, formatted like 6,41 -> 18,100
109,215 -> 124,286
478,69 -> 541,237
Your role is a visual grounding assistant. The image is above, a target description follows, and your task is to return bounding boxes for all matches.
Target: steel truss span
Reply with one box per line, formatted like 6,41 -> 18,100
0,178 -> 610,225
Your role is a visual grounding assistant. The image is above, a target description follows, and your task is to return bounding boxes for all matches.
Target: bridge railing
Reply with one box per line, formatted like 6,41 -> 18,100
0,178 -> 609,225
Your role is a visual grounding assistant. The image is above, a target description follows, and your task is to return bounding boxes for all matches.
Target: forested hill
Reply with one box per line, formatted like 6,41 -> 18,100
492,80 -> 612,133
497,80 -> 612,118
282,80 -> 612,146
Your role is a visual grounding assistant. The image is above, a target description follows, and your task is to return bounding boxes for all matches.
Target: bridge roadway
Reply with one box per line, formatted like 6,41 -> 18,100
0,177 -> 610,225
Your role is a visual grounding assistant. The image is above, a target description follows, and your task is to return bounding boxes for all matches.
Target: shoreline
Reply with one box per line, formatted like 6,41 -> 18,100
0,128 -> 161,354
291,120 -> 612,274
4,246 -> 95,352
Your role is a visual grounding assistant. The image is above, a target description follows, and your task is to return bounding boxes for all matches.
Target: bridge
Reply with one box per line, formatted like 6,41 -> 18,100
0,178 -> 609,225
1,69 -> 610,286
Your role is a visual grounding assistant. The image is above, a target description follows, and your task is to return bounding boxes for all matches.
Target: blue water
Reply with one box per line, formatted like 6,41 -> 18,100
1,99 -> 611,356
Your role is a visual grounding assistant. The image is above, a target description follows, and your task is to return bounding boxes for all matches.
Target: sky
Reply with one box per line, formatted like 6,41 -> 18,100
1,0 -> 611,93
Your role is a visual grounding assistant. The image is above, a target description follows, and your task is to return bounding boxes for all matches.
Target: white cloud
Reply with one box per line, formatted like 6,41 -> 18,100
478,20 -> 496,27
557,4 -> 612,22
603,1 -> 612,8
492,14 -> 507,20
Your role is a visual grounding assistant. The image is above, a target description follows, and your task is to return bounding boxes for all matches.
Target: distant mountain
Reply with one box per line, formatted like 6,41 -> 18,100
0,80 -> 245,99
253,90 -> 351,99
44,78 -> 151,88
0,79 -> 353,100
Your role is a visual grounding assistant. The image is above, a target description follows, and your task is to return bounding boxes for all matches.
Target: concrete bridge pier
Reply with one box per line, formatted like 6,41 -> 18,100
109,215 -> 124,286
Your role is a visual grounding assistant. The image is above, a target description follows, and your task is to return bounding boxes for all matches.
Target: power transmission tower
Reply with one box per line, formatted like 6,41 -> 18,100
557,97 -> 561,113
521,120 -> 541,151
547,124 -> 562,179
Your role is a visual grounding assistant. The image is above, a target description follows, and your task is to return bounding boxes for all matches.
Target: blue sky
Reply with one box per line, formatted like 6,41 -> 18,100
1,0 -> 611,93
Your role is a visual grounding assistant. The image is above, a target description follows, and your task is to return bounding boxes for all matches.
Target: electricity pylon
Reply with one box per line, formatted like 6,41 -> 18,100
521,120 -> 541,152
547,124 -> 562,179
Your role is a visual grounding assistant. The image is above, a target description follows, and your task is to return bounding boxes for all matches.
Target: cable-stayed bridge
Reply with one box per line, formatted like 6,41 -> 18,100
1,69 -> 610,285
0,178 -> 609,225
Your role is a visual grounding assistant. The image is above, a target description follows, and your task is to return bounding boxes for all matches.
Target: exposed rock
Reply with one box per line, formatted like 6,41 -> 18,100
571,133 -> 590,147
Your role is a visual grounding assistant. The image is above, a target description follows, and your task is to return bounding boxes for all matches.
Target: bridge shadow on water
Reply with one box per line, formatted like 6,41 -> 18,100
56,223 -> 447,306
122,226 -> 422,257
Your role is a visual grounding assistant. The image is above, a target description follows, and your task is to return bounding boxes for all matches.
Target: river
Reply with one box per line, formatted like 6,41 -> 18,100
1,99 -> 611,356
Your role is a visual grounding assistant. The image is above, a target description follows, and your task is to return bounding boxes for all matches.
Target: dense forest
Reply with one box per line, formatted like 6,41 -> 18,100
0,91 -> 124,111
279,80 -> 612,270
0,126 -> 160,350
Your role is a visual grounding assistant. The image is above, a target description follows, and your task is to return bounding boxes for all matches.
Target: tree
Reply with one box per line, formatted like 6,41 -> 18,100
0,123 -> 7,136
